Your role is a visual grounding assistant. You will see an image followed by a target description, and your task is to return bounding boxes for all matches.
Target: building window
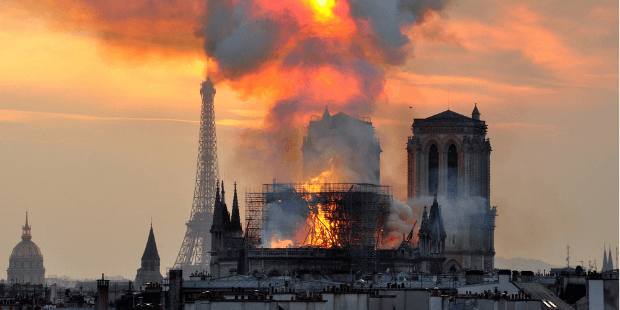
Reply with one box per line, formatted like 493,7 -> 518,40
428,144 -> 439,194
447,144 -> 458,199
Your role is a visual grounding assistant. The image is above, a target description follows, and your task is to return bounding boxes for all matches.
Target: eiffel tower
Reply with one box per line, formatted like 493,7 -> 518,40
173,77 -> 219,275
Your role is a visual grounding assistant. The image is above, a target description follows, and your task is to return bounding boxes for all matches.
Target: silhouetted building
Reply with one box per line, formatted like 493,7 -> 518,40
602,245 -> 615,272
210,181 -> 244,278
211,181 -> 448,281
7,212 -> 45,284
417,185 -> 447,274
302,107 -> 381,183
407,105 -> 497,271
134,224 -> 163,286
95,274 -> 109,310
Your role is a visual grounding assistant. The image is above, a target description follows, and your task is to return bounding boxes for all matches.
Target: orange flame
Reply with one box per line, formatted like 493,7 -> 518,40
270,237 -> 294,248
296,159 -> 344,248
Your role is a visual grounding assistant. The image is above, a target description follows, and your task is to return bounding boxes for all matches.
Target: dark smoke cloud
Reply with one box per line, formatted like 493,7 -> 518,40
200,0 -> 302,79
398,0 -> 450,22
349,0 -> 409,63
281,37 -> 347,68
210,0 -> 451,184
200,0 -> 451,78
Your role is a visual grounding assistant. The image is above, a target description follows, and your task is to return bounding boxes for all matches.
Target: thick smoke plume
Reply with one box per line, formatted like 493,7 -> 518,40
196,0 -> 452,182
201,0 -> 450,79
385,198 -> 416,247
302,110 -> 382,184
23,0 -> 452,183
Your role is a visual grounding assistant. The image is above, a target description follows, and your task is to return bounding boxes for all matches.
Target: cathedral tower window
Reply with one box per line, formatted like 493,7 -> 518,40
429,144 -> 439,194
447,144 -> 458,199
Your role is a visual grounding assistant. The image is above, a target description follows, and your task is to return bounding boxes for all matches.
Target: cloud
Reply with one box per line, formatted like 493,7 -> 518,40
0,109 -> 199,124
6,0 -> 206,63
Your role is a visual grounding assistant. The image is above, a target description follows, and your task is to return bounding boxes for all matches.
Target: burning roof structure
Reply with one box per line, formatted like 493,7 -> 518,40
245,182 -> 392,250
208,180 -> 448,280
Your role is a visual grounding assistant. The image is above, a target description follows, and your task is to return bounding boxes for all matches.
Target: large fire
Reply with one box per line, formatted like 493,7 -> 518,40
269,161 -> 343,248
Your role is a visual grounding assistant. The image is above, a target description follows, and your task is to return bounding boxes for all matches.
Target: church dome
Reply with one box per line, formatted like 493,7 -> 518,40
7,212 -> 45,284
10,239 -> 43,259
9,212 -> 44,260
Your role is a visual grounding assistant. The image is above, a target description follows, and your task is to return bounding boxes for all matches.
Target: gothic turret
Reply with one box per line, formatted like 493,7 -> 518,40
215,181 -> 221,204
210,181 -> 245,278
221,181 -> 226,205
322,106 -> 330,120
603,245 -> 609,272
418,206 -> 430,253
229,182 -> 243,235
221,181 -> 231,228
472,103 -> 480,120
427,186 -> 447,254
135,223 -> 163,286
416,184 -> 447,274
211,181 -> 231,251
211,182 -> 223,251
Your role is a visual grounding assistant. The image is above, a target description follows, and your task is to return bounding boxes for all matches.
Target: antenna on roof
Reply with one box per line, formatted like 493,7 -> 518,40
448,89 -> 450,110
566,242 -> 570,268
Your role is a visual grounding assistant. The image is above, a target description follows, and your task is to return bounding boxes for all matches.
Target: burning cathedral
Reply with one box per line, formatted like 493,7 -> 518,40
208,105 -> 496,280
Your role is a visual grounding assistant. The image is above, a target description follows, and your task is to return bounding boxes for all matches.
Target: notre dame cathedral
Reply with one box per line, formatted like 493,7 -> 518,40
406,105 -> 497,271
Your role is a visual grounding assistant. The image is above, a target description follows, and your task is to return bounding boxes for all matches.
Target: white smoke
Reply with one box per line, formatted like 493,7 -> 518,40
387,198 -> 414,239
385,195 -> 489,248
259,200 -> 309,247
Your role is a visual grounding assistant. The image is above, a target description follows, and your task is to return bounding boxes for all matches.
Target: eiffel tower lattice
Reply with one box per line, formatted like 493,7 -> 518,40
173,78 -> 219,273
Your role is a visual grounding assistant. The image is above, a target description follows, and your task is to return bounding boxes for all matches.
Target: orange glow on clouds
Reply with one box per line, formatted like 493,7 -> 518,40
441,4 -> 581,71
4,0 -> 206,67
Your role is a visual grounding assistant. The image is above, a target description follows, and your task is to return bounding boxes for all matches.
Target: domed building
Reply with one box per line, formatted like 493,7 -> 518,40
7,212 -> 45,284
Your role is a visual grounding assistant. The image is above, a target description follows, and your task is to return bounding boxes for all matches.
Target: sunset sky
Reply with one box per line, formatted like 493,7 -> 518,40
0,0 -> 618,279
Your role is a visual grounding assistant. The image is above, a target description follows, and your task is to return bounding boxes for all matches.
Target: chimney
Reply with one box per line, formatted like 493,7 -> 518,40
167,270 -> 183,310
498,269 -> 511,284
465,270 -> 484,285
520,271 -> 535,282
95,274 -> 110,310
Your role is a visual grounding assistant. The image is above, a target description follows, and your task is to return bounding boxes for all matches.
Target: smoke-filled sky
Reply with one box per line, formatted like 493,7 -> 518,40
0,0 -> 617,279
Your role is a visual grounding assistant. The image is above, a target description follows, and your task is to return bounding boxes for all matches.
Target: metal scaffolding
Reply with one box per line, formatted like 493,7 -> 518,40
245,182 -> 392,274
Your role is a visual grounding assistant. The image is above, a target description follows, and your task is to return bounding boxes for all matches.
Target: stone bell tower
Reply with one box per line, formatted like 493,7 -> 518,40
407,104 -> 497,271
